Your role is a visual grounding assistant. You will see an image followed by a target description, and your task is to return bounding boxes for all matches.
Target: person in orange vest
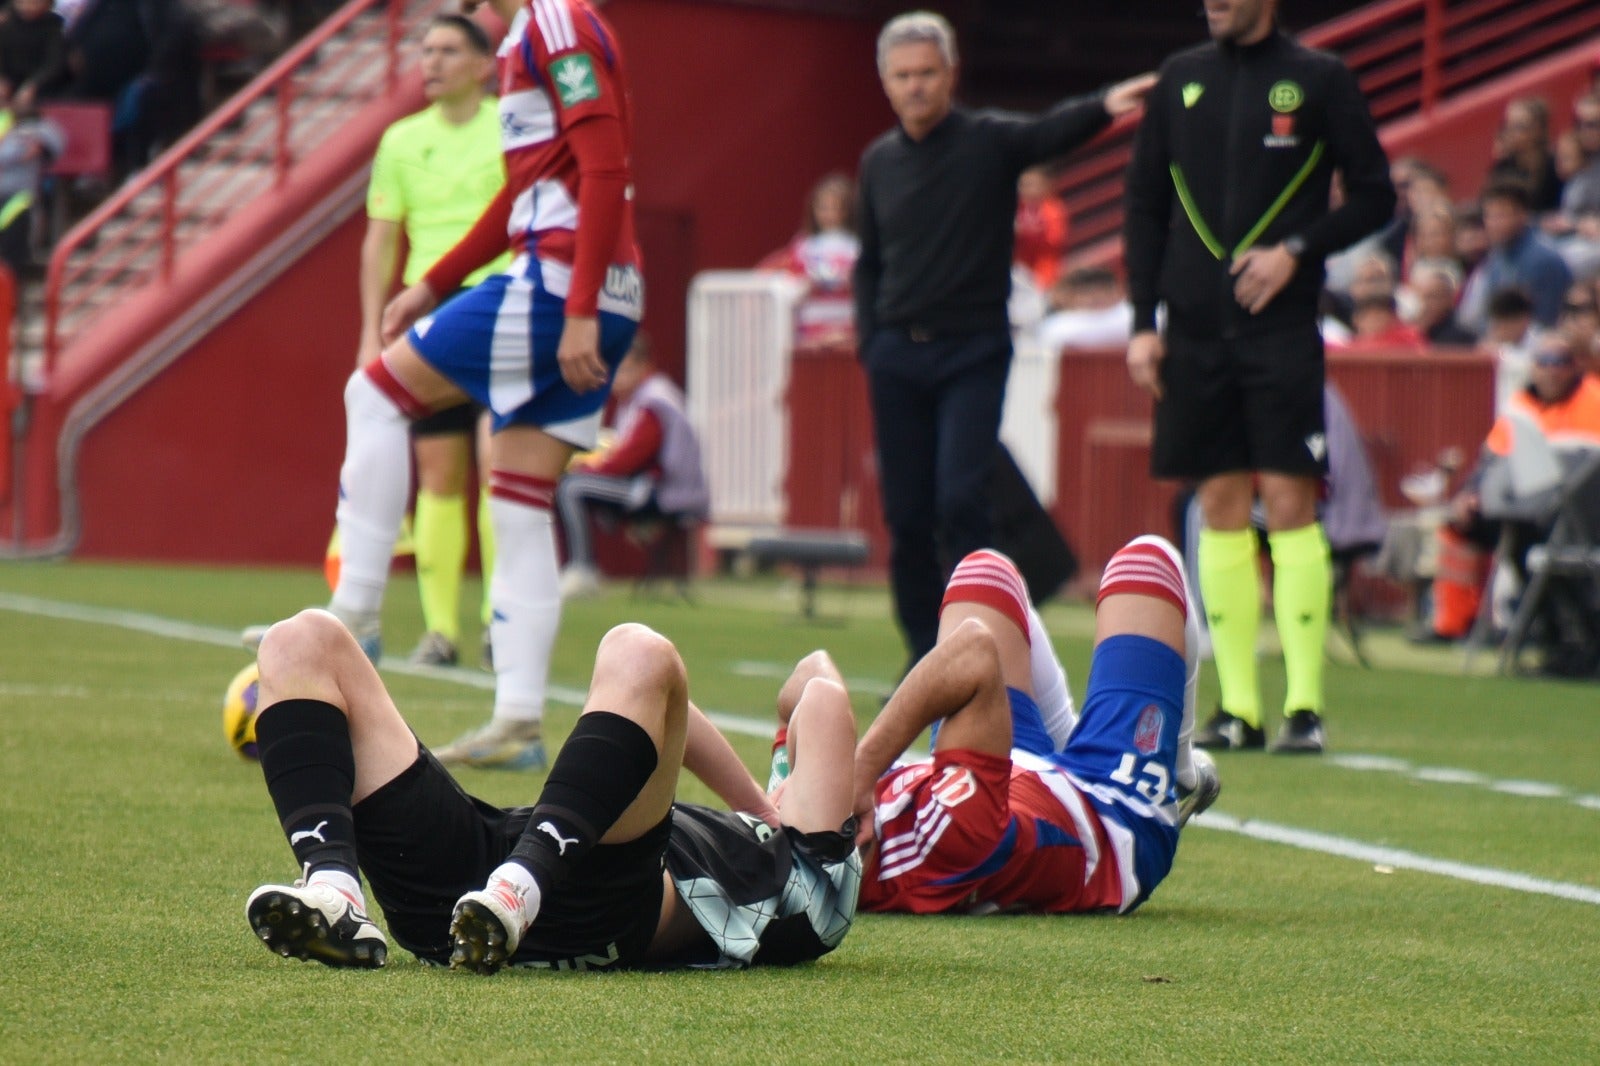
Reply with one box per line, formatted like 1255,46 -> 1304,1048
1420,331 -> 1600,642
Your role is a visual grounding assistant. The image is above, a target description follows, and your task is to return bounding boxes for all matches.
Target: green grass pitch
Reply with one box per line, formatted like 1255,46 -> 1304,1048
1,560 -> 1596,1063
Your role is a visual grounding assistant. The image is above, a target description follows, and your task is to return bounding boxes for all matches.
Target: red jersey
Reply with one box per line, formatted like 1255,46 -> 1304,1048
496,0 -> 641,314
859,748 -> 1125,915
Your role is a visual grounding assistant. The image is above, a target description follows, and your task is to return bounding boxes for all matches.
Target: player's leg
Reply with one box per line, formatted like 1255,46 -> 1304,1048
409,407 -> 476,665
475,410 -> 496,668
244,609 -> 421,968
554,471 -> 639,598
891,616 -> 1014,761
941,548 -> 1076,749
1194,471 -> 1265,747
330,336 -> 470,658
1250,330 -> 1332,754
450,623 -> 689,973
768,649 -> 845,789
775,674 -> 857,835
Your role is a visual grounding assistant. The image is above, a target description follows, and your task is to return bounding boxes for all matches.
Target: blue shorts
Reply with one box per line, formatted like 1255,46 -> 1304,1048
407,257 -> 639,447
1044,634 -> 1184,910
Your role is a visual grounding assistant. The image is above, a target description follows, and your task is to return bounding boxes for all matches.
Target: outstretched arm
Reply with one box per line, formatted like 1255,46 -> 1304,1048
683,702 -> 780,827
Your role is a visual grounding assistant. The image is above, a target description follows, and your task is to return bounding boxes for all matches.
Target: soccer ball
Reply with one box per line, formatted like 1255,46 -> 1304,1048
222,662 -> 262,760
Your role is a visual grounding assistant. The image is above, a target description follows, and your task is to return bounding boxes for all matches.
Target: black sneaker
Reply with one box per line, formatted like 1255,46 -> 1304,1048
1193,709 -> 1265,751
1269,709 -> 1326,754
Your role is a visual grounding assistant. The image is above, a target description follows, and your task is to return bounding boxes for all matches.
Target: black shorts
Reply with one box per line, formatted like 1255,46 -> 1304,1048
1151,324 -> 1327,481
662,804 -> 861,968
410,401 -> 484,439
352,748 -> 666,969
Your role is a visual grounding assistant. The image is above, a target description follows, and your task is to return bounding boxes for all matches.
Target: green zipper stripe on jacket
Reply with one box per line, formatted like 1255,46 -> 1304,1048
1170,163 -> 1227,259
1170,139 -> 1327,260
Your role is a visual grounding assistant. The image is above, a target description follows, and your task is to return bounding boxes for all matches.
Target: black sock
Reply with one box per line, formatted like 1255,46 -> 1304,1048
508,711 -> 659,892
255,698 -> 360,878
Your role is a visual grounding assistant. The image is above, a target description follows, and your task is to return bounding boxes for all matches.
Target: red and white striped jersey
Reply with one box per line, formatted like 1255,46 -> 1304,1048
496,0 -> 640,301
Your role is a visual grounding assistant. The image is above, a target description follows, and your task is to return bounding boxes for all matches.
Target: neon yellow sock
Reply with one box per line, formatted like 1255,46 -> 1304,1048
477,488 -> 496,626
1268,522 -> 1331,715
413,490 -> 467,642
1198,526 -> 1261,725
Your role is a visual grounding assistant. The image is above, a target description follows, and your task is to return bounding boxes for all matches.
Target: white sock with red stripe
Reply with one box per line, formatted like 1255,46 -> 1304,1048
944,549 -> 1076,747
1102,536 -> 1199,791
487,471 -> 560,725
331,367 -> 419,619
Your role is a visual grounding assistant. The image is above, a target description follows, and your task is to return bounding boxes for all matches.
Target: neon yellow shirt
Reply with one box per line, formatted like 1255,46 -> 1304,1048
367,99 -> 509,286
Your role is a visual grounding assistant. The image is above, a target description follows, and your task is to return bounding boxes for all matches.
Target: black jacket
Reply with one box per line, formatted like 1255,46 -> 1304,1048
1124,29 -> 1394,339
855,98 -> 1109,339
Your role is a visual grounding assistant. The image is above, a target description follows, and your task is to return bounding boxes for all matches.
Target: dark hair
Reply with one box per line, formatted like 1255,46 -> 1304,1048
1486,286 -> 1535,320
1481,179 -> 1533,211
804,173 -> 856,235
1064,266 -> 1117,289
1353,292 -> 1398,316
428,14 -> 492,55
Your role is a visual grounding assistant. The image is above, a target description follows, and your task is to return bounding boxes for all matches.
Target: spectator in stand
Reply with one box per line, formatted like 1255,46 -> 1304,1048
1336,292 -> 1426,353
1417,331 -> 1600,648
1557,280 -> 1600,374
64,0 -> 201,173
1459,180 -> 1573,333
1558,94 -> 1600,220
1408,203 -> 1459,272
554,335 -> 709,600
1014,165 -> 1068,291
1375,157 -> 1450,278
1485,97 -> 1564,213
758,172 -> 860,347
1408,257 -> 1478,347
0,94 -> 62,274
1035,265 -> 1132,352
1455,204 -> 1490,275
1484,286 -> 1538,412
0,0 -> 68,112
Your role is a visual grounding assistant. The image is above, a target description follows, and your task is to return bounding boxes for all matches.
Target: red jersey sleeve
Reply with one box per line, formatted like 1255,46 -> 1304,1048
587,408 -> 662,476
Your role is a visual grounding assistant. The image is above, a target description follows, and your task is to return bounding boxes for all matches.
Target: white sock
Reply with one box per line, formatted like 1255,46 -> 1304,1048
487,860 -> 542,924
332,370 -> 412,618
1026,604 -> 1077,748
307,867 -> 364,908
1127,534 -> 1198,791
488,480 -> 560,725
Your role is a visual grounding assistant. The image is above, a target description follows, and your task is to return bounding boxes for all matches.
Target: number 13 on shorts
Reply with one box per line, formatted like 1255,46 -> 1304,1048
1109,754 -> 1170,804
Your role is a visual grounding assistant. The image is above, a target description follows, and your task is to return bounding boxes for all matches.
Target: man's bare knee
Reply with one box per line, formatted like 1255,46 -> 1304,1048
943,617 -> 1003,681
256,609 -> 354,708
778,650 -> 843,723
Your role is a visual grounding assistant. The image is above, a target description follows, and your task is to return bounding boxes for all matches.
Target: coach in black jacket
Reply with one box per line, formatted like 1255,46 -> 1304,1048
1123,0 -> 1393,755
856,10 -> 1153,671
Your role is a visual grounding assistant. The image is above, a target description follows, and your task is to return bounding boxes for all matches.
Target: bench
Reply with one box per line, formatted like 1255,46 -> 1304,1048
745,528 -> 871,619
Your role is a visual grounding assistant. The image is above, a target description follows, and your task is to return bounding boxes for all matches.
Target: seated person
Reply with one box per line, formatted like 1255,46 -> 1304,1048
556,335 -> 709,598
1484,286 -> 1539,412
1407,257 -> 1479,347
1335,291 -> 1427,353
1035,265 -> 1133,353
0,96 -> 63,275
1420,332 -> 1600,642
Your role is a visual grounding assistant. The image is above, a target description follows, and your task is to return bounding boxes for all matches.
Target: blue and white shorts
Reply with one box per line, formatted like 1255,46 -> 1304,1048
407,255 -> 641,448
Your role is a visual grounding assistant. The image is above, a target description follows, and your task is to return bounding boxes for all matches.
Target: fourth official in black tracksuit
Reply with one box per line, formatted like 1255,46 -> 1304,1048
1123,26 -> 1394,480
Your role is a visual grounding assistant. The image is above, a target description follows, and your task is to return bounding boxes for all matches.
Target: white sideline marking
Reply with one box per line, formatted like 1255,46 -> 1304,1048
4,592 -> 1598,903
1196,813 -> 1600,907
1327,752 -> 1595,813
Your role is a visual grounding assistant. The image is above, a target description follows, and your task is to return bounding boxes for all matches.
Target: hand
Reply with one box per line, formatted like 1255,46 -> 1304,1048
1126,330 -> 1166,400
381,283 -> 438,347
1449,490 -> 1479,528
1103,73 -> 1157,118
13,83 -> 34,113
851,778 -> 877,852
1230,244 -> 1299,315
557,315 -> 607,394
748,794 -> 782,830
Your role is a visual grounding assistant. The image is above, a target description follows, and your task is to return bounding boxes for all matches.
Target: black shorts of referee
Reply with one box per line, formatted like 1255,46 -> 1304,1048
1152,322 -> 1328,481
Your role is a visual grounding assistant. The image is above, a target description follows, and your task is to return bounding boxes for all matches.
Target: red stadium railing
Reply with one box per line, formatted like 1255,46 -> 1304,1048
1057,0 -> 1600,257
40,0 -> 437,373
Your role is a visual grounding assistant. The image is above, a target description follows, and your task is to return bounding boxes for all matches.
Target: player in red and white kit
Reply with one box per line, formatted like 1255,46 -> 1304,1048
302,0 -> 643,771
847,539 -> 1220,915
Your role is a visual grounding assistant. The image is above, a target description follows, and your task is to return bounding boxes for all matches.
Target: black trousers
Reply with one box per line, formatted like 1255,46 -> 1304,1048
863,327 -> 1011,666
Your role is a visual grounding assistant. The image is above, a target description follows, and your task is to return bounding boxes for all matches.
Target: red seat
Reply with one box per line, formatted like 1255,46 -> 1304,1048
38,102 -> 113,179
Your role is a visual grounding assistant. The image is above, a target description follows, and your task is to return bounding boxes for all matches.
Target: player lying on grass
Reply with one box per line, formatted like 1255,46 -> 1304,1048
821,538 -> 1219,915
243,613 -> 861,972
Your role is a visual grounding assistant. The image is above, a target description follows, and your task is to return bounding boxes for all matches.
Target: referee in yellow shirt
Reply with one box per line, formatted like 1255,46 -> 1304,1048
362,14 -> 509,667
